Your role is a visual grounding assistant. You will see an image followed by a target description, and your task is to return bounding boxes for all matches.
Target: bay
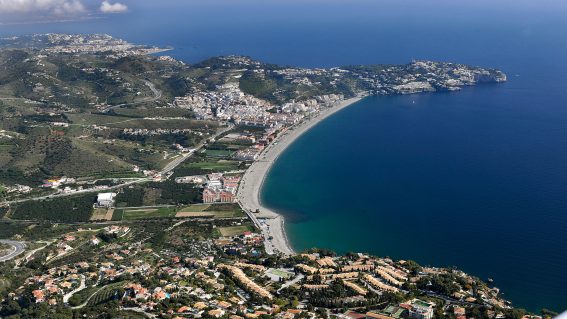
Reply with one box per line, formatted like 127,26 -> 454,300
2,0 -> 567,312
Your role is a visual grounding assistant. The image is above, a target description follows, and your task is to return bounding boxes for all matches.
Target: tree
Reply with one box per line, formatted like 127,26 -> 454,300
541,309 -> 559,319
0,299 -> 21,316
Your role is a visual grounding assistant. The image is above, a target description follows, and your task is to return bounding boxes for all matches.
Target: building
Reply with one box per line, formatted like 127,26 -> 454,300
408,306 -> 433,319
97,193 -> 117,207
219,190 -> 235,203
202,174 -> 241,203
203,188 -> 219,203
404,300 -> 434,319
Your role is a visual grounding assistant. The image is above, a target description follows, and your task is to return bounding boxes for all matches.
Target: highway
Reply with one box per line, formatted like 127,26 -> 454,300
0,240 -> 26,262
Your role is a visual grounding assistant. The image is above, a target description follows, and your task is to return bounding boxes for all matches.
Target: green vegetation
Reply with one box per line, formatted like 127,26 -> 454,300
67,286 -> 100,307
112,203 -> 245,220
204,149 -> 235,158
86,283 -> 125,307
115,181 -> 201,208
0,206 -> 8,219
217,225 -> 254,237
417,274 -> 462,296
176,203 -> 246,218
0,50 -> 220,184
120,207 -> 177,220
11,194 -> 96,222
172,157 -> 242,177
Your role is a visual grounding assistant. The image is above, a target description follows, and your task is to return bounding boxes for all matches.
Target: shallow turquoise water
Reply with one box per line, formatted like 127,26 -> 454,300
2,0 -> 567,312
262,85 -> 567,312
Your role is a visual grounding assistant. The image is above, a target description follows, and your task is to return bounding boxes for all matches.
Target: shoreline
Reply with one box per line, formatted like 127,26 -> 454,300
236,94 -> 367,255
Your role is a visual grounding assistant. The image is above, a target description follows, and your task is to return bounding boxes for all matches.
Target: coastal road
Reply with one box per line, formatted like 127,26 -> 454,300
238,202 -> 275,255
0,240 -> 26,262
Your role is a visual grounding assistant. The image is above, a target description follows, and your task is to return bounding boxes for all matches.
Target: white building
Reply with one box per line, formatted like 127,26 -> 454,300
408,300 -> 435,319
97,193 -> 117,208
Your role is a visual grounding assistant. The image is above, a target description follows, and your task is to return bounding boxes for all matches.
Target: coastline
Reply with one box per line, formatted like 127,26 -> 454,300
236,94 -> 366,255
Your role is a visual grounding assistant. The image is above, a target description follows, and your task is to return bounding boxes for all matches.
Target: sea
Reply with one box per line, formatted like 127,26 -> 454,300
1,0 -> 566,312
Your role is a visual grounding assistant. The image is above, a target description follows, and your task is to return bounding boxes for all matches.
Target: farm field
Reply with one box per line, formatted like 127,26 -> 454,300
114,207 -> 177,220
112,203 -> 245,220
173,159 -> 241,177
90,208 -> 114,221
175,204 -> 245,218
204,149 -> 235,158
217,225 -> 254,237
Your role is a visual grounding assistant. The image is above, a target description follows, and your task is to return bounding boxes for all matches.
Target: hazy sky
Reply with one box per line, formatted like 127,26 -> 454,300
0,0 -> 128,23
1,0 -> 566,25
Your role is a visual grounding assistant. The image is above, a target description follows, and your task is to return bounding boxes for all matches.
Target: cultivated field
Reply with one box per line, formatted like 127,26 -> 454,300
218,225 -> 253,237
117,207 -> 175,220
90,208 -> 114,221
112,203 -> 244,220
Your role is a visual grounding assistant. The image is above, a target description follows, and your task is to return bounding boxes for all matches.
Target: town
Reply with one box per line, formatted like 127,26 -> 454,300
0,218 -> 531,319
0,34 -> 527,319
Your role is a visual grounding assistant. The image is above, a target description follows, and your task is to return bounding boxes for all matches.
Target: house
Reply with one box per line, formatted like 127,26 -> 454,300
32,290 -> 45,303
453,306 -> 466,317
177,306 -> 191,313
90,236 -> 100,246
208,309 -> 225,318
453,306 -> 466,319
194,302 -> 207,310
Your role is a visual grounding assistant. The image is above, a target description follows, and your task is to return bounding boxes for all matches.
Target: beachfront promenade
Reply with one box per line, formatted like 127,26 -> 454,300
236,96 -> 365,255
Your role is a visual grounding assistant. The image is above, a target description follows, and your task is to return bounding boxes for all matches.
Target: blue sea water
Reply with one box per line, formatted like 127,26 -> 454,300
2,0 -> 567,312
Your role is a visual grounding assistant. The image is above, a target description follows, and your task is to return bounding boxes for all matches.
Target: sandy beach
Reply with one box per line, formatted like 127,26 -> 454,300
236,95 -> 366,255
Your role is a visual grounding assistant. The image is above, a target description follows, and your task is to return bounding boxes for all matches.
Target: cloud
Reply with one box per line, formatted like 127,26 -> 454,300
0,0 -> 86,14
99,0 -> 127,13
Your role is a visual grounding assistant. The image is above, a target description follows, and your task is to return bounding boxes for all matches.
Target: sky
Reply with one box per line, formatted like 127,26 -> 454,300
1,0 -> 566,26
0,0 -> 128,23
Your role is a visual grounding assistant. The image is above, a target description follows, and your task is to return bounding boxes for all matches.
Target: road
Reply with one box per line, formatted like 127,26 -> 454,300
421,290 -> 481,307
277,273 -> 304,293
238,203 -> 275,255
1,124 -> 234,206
101,80 -> 162,113
160,123 -> 233,175
71,285 -> 105,310
0,240 -> 26,262
2,178 -> 150,205
63,275 -> 86,303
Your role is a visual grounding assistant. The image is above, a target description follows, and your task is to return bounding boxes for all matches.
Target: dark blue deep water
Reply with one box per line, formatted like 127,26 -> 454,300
2,0 -> 566,312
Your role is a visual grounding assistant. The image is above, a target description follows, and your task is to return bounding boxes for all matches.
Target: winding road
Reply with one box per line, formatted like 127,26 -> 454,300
0,240 -> 26,262
101,80 -> 163,113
